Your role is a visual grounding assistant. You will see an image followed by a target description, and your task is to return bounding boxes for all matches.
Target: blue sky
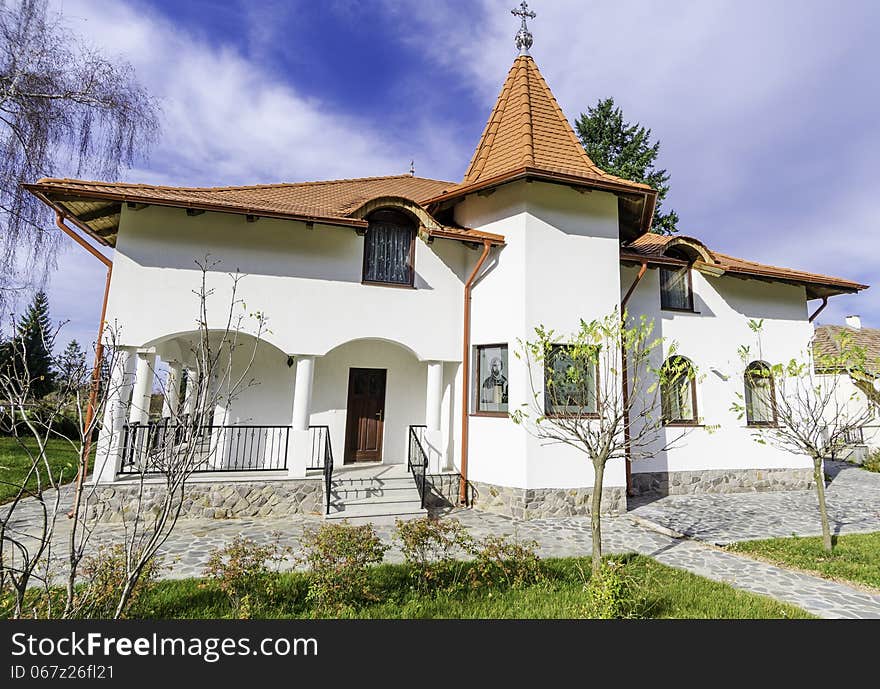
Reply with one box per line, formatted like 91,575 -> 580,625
45,0 -> 880,349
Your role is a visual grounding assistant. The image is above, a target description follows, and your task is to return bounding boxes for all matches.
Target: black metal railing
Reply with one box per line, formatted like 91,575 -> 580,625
408,424 -> 429,509
308,425 -> 331,470
322,431 -> 334,515
844,426 -> 865,445
119,420 -> 290,474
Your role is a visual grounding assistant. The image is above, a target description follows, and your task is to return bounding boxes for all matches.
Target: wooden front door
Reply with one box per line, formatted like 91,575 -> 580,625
344,368 -> 387,464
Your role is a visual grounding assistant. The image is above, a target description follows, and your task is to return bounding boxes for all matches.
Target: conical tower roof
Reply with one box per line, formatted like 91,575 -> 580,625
462,55 -> 651,191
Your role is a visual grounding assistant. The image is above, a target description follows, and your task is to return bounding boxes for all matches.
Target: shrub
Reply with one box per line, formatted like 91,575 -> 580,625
394,517 -> 474,592
203,534 -> 290,618
582,560 -> 644,619
299,521 -> 388,614
469,534 -> 543,590
862,449 -> 880,473
78,544 -> 165,619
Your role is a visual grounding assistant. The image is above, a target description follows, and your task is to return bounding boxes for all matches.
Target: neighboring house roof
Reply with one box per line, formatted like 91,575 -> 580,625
814,325 -> 880,375
622,233 -> 867,299
421,55 -> 656,238
24,175 -> 505,248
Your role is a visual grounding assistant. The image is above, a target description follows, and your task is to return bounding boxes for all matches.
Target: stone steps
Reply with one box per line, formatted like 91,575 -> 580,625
324,467 -> 427,521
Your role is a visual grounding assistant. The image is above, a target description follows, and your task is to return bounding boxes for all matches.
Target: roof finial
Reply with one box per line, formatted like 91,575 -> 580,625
512,1 -> 536,56
409,160 -> 415,176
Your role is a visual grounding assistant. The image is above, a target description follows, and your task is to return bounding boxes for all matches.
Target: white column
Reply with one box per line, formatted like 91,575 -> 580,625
424,361 -> 446,473
182,368 -> 197,418
163,361 -> 183,418
128,352 -> 157,426
426,361 -> 443,433
288,355 -> 316,477
93,348 -> 137,484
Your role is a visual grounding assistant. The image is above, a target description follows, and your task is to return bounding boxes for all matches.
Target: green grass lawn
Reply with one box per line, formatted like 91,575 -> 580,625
137,555 -> 811,619
0,435 -> 86,504
727,532 -> 880,591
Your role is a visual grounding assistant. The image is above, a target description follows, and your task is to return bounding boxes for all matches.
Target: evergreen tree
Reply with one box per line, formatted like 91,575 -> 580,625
57,339 -> 87,389
14,291 -> 56,398
575,97 -> 679,235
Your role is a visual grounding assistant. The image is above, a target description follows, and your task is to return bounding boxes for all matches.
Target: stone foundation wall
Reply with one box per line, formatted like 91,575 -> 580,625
86,479 -> 324,522
630,467 -> 814,497
468,481 -> 627,519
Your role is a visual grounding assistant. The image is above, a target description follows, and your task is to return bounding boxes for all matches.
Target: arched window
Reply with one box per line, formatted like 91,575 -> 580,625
661,356 -> 697,424
745,361 -> 777,426
362,209 -> 416,286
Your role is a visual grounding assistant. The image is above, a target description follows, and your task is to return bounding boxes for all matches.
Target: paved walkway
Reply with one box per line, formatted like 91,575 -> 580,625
628,461 -> 880,545
4,461 -> 880,618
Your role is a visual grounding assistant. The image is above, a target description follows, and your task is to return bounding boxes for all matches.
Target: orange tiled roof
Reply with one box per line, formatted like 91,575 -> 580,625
28,174 -> 452,222
814,325 -> 880,373
25,175 -> 504,246
622,233 -> 868,299
462,56 -> 651,191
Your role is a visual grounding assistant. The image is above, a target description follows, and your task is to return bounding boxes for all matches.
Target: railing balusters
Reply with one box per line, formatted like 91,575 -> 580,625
118,423 -> 294,475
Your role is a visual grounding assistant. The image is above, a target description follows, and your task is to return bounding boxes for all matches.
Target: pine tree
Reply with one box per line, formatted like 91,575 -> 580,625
575,98 -> 679,235
57,339 -> 87,389
15,291 -> 56,398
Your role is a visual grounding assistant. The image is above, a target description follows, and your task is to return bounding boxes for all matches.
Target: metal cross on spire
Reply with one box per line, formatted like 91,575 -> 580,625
512,1 -> 536,56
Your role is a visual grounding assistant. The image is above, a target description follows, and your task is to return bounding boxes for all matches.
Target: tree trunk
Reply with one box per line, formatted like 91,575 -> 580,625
590,460 -> 605,578
813,455 -> 833,553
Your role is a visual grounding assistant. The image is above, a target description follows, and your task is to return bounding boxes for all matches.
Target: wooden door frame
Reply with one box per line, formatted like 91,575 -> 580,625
344,367 -> 387,464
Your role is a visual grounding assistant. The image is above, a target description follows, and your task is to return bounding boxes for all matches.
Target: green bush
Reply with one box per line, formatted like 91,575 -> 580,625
394,517 -> 474,592
582,560 -> 645,619
862,449 -> 880,473
78,544 -> 165,619
202,534 -> 290,618
299,521 -> 388,614
469,534 -> 543,590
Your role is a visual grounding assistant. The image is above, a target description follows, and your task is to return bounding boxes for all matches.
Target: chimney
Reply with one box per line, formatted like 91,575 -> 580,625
845,315 -> 862,329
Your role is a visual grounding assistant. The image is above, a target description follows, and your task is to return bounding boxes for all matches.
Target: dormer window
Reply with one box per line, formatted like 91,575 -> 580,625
362,209 -> 416,287
659,249 -> 693,311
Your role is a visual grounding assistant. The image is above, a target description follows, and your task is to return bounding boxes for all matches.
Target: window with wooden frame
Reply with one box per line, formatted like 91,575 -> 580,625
362,209 -> 416,287
660,355 -> 698,425
473,344 -> 509,416
659,250 -> 694,311
744,361 -> 777,426
544,344 -> 599,417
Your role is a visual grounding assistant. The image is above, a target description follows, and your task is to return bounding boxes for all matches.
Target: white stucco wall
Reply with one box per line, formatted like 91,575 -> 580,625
106,205 -> 469,362
456,180 -> 627,490
623,264 -> 815,473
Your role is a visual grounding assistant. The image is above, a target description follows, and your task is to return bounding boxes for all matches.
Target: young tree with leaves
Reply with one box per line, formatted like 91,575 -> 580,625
0,0 -> 159,301
575,97 -> 678,235
732,321 -> 878,552
513,311 -> 692,576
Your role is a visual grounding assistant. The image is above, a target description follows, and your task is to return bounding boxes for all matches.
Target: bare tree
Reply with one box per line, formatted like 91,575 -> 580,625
101,259 -> 266,618
732,320 -> 878,553
0,0 -> 159,298
0,310 -> 116,617
1,260 -> 266,618
512,310 -> 690,576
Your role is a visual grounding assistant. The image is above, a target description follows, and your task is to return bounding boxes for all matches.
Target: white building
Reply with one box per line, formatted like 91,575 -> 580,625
25,27 -> 868,520
814,317 -> 880,462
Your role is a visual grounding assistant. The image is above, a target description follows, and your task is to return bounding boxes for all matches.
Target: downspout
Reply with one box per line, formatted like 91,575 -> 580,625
620,261 -> 647,496
54,212 -> 113,517
808,296 -> 829,323
459,240 -> 493,505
